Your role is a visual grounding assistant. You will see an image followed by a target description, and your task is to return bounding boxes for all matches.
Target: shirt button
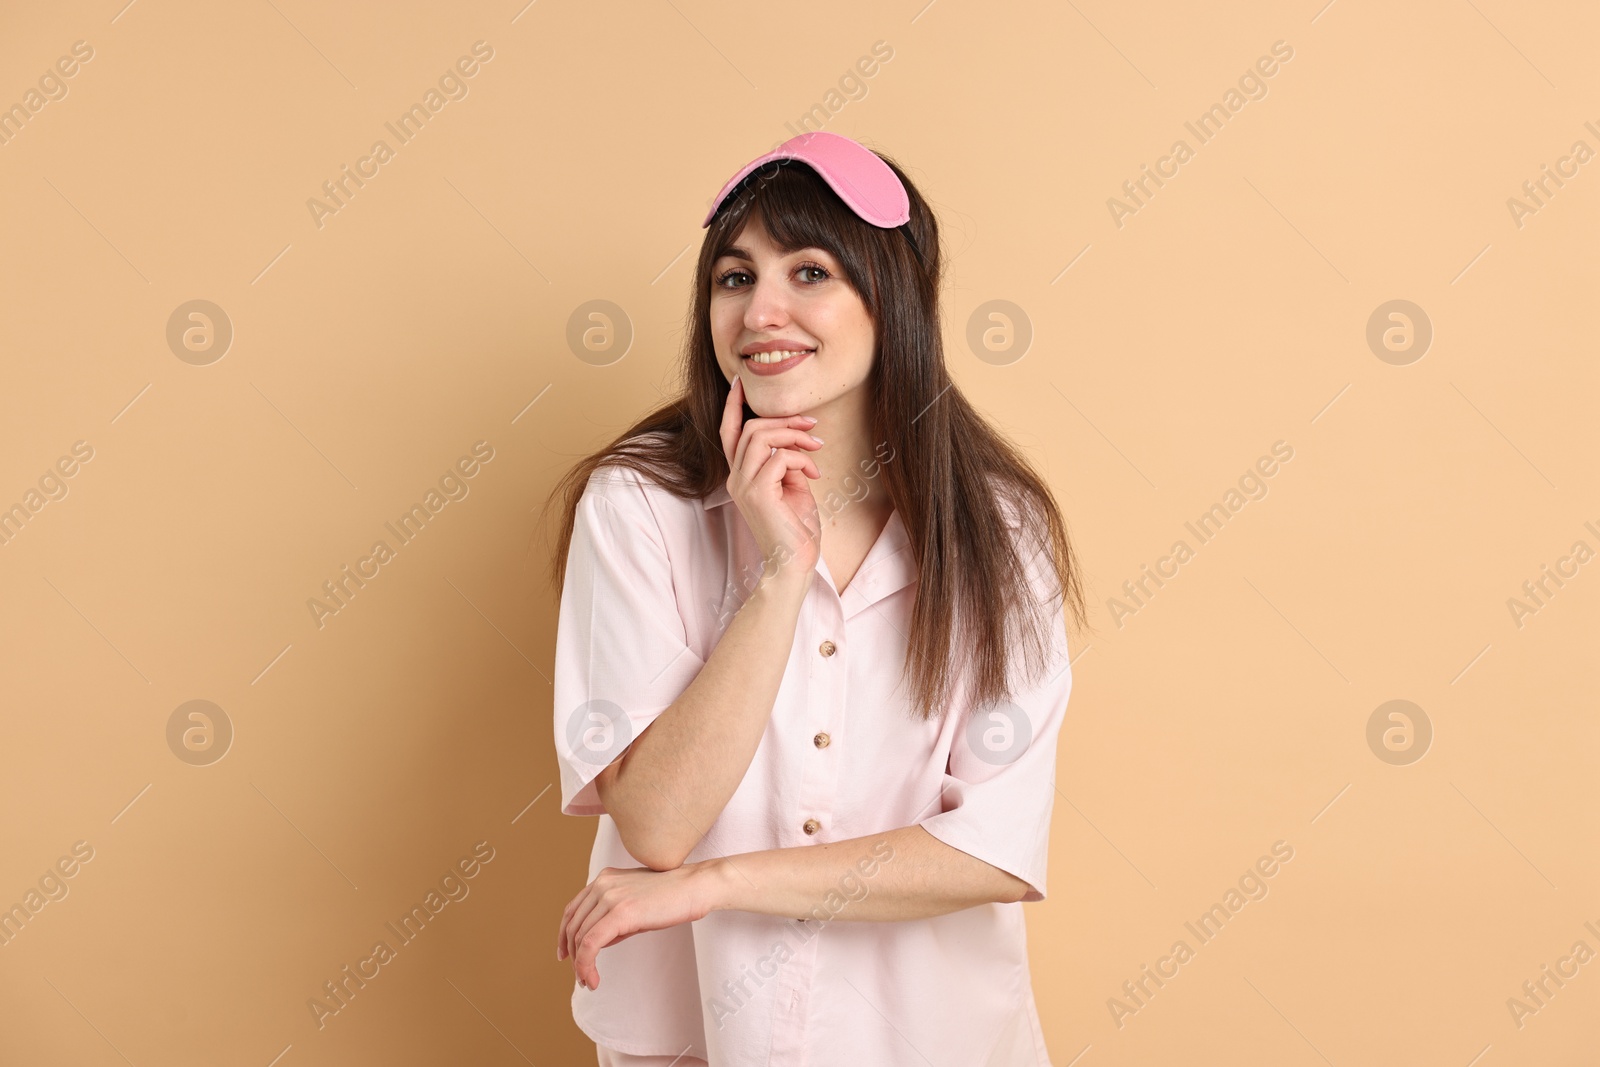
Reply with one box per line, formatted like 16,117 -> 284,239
813,732 -> 831,749
819,640 -> 836,657
802,818 -> 821,835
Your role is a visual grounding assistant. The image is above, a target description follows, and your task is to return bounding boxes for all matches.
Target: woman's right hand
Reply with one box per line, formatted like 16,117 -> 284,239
718,375 -> 825,583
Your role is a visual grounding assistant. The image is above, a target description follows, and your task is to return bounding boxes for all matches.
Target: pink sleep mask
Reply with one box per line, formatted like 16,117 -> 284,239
702,131 -> 914,233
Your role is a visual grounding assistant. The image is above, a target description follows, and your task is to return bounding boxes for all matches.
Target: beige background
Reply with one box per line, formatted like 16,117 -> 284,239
1,0 -> 1595,1063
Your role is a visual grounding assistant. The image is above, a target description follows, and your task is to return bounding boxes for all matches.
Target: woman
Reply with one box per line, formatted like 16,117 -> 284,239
545,131 -> 1089,1066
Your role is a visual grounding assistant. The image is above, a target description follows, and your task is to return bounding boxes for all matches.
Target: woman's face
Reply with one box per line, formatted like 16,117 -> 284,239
709,211 -> 876,420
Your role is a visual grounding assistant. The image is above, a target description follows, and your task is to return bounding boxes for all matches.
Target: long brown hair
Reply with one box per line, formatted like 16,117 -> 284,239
540,144 -> 1089,719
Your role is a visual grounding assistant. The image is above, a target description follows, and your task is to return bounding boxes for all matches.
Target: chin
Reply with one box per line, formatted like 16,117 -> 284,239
741,388 -> 803,419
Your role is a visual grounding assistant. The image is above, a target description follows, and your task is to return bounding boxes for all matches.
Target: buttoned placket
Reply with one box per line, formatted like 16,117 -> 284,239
768,568 -> 849,1065
696,493 -> 915,1064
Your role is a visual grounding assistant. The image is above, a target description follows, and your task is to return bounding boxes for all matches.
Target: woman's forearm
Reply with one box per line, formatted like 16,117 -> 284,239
696,824 -> 1031,922
596,566 -> 812,871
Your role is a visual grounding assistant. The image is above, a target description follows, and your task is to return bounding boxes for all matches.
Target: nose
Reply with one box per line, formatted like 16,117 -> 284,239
742,270 -> 793,333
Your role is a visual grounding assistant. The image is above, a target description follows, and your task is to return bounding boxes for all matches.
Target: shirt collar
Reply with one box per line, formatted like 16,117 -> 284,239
703,483 -> 917,612
836,509 -> 917,616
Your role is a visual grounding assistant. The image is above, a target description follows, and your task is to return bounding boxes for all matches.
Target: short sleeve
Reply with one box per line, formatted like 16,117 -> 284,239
917,522 -> 1072,902
552,466 -> 707,816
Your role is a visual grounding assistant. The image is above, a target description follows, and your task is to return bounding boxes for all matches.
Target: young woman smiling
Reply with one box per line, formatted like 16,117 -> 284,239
545,132 -> 1089,1066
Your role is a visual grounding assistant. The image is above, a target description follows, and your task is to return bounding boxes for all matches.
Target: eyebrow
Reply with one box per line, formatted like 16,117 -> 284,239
715,245 -> 826,263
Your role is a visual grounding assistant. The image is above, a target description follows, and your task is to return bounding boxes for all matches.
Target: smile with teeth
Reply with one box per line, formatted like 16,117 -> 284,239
744,349 -> 814,364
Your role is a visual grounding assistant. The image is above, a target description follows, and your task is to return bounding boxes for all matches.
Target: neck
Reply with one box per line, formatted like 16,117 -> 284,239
801,390 -> 892,523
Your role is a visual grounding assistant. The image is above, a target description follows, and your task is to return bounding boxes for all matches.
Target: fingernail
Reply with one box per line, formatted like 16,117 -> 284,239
803,415 -> 818,423
809,435 -> 824,444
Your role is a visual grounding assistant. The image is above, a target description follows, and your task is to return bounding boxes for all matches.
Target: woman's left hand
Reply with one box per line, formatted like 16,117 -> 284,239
557,861 -> 724,990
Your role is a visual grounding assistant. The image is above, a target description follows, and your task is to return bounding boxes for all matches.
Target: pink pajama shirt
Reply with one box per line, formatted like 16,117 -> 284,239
554,451 -> 1073,1065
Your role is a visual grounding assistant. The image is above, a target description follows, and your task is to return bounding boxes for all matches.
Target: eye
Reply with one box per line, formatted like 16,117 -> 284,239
712,260 -> 833,289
